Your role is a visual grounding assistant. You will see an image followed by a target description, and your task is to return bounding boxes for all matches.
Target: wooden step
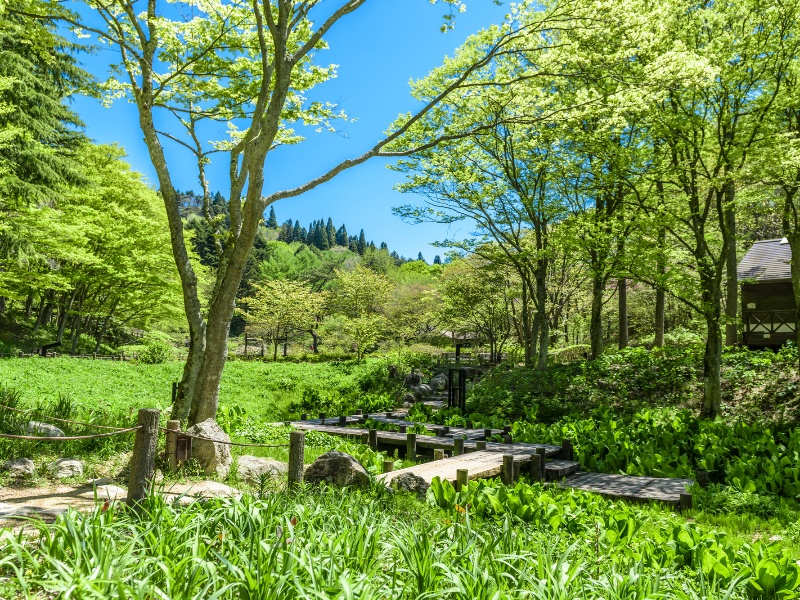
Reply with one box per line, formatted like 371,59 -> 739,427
545,459 -> 580,481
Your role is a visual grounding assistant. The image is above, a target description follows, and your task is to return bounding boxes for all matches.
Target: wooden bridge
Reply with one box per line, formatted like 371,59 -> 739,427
291,410 -> 694,508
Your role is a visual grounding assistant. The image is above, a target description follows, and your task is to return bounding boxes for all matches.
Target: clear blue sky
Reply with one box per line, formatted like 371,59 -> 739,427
69,1 -> 510,261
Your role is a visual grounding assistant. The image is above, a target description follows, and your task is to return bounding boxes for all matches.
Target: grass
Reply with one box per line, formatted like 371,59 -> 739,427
0,356 -> 397,421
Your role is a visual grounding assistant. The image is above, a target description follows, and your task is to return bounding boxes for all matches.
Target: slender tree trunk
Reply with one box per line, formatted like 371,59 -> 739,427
33,292 -> 53,334
309,328 -> 319,353
56,289 -> 77,344
0,296 -> 5,314
589,274 -> 605,359
24,295 -> 33,321
724,182 -> 739,346
618,278 -> 628,350
655,226 -> 666,347
536,263 -> 548,370
94,299 -> 119,353
702,312 -> 723,418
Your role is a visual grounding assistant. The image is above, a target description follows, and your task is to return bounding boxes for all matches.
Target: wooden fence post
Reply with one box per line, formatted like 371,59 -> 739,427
476,441 -> 487,450
680,493 -> 692,512
502,454 -> 515,485
535,447 -> 547,482
453,437 -> 464,456
165,419 -> 181,473
483,428 -> 492,440
561,438 -> 574,461
531,453 -> 543,483
368,429 -> 378,450
338,415 -> 347,426
383,460 -> 394,473
695,470 -> 710,488
406,433 -> 417,460
319,412 -> 326,424
288,431 -> 305,488
456,469 -> 468,492
126,409 -> 160,507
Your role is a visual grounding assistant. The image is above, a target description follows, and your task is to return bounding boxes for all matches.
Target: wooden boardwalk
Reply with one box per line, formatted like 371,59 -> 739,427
292,412 -> 695,507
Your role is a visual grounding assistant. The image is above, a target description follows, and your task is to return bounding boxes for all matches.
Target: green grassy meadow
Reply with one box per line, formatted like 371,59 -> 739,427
0,356 -> 396,421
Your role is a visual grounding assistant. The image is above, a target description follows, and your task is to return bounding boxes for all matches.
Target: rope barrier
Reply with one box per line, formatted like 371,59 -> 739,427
0,425 -> 142,441
160,427 -> 290,448
0,403 -> 137,431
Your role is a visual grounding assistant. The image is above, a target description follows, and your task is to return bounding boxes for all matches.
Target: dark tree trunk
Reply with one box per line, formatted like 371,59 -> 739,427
724,182 -> 738,346
702,313 -> 723,418
94,299 -> 119,353
655,226 -> 666,348
535,260 -> 548,370
56,289 -> 77,344
618,278 -> 628,350
589,274 -> 605,359
309,328 -> 319,353
24,295 -> 33,321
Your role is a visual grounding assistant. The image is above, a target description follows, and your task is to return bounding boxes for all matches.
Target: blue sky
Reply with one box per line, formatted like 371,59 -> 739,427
69,1 -> 510,261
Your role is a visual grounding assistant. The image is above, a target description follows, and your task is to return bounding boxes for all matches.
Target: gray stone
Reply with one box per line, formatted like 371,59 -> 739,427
236,455 -> 288,483
430,373 -> 448,391
403,370 -> 422,388
25,421 -> 65,437
401,392 -> 416,405
412,384 -> 432,400
48,458 -> 83,479
1,458 -> 34,478
185,419 -> 233,478
391,472 -> 430,497
305,451 -> 370,488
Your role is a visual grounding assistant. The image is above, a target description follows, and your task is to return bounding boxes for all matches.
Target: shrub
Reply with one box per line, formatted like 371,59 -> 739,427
139,338 -> 173,364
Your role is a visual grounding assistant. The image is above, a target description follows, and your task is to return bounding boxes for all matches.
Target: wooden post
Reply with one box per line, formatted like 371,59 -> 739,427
338,415 -> 347,426
360,432 -> 369,445
165,419 -> 180,473
695,470 -> 710,488
244,333 -> 248,358
466,421 -> 473,430
406,433 -> 417,460
301,413 -> 308,421
503,424 -> 511,435
483,428 -> 492,440
383,460 -> 394,473
356,409 -> 363,416
679,493 -> 692,512
171,382 -> 178,406
386,411 -> 394,419
368,429 -> 378,450
126,409 -> 160,507
476,441 -> 486,450
561,439 -> 574,461
443,426 -> 450,436
319,412 -> 326,424
502,454 -> 515,485
433,427 -> 442,438
454,437 -> 464,456
531,452 -> 543,482
288,431 -> 305,488
92,352 -> 97,360
399,424 -> 407,433
503,434 -> 513,444
433,449 -> 445,461
456,469 -> 468,492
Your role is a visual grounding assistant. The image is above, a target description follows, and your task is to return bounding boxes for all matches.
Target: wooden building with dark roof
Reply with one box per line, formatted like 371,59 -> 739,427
737,238 -> 796,347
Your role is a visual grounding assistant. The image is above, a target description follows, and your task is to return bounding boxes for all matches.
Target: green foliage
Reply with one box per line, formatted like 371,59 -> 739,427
138,338 -> 173,365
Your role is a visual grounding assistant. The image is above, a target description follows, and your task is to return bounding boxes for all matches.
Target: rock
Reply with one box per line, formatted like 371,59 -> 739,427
162,481 -> 241,506
48,458 -> 83,479
1,458 -> 34,478
304,451 -> 370,488
403,370 -> 422,388
401,392 -> 416,405
391,472 -> 430,497
430,373 -> 448,391
185,418 -> 233,478
412,384 -> 432,400
78,483 -> 127,501
25,421 -> 65,438
236,456 -> 288,483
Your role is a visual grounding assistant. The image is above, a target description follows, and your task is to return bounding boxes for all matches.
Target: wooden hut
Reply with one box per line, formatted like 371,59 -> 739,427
737,238 -> 796,347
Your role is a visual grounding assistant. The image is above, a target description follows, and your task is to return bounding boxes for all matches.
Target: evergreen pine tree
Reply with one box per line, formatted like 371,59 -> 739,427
433,255 -> 442,264
417,252 -> 426,263
348,239 -> 358,253
357,229 -> 367,255
380,241 -> 388,250
266,206 -> 278,228
336,224 -> 348,246
369,241 -> 376,250
292,220 -> 301,241
325,217 -> 336,247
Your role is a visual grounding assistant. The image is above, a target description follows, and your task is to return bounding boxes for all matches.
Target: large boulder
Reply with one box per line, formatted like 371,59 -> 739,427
391,472 -> 430,498
48,458 -> 83,479
1,458 -> 34,478
237,455 -> 288,484
25,421 -> 65,438
185,419 -> 232,478
412,384 -> 432,400
304,451 -> 370,488
403,370 -> 422,389
429,373 -> 448,392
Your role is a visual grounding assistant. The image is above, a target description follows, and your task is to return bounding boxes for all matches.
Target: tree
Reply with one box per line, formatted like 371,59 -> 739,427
31,0 -> 538,424
332,265 -> 392,360
241,279 -> 326,360
336,224 -> 349,247
266,206 -> 278,228
433,255 -> 442,265
357,230 -> 367,255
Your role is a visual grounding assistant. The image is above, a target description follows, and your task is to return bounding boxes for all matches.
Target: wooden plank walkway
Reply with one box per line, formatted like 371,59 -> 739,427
560,472 -> 694,506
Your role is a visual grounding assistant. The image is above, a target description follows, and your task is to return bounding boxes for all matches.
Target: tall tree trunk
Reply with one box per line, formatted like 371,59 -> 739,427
535,260 -> 548,370
618,278 -> 628,350
24,295 -> 33,321
33,291 -> 53,334
589,273 -> 604,359
724,182 -> 739,346
308,328 -> 319,353
56,289 -> 77,344
94,299 -> 119,353
655,226 -> 666,348
0,296 -> 5,314
702,313 -> 723,418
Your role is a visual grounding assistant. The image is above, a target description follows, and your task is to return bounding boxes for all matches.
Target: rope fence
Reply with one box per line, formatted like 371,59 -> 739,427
159,427 -> 290,448
0,426 -> 142,441
0,403 -> 137,431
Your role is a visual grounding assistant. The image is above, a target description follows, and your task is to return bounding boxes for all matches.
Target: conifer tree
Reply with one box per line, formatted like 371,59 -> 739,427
336,224 -> 348,246
266,206 -> 278,228
325,217 -> 336,248
357,229 -> 367,255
